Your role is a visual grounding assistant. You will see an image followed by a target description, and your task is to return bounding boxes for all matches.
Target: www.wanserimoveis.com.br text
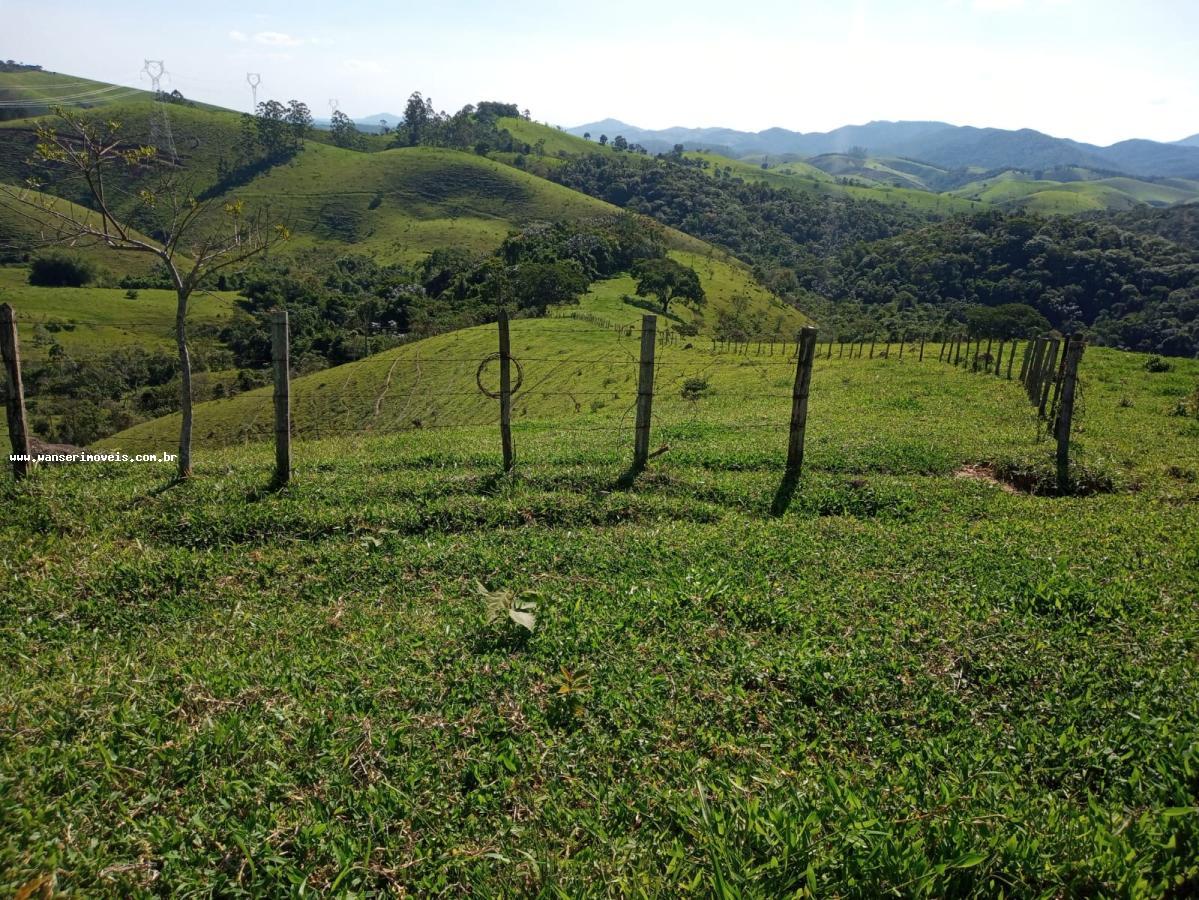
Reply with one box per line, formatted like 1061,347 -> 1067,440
9,452 -> 179,464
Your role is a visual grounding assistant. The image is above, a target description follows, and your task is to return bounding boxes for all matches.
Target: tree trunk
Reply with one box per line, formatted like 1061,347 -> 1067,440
176,290 -> 193,479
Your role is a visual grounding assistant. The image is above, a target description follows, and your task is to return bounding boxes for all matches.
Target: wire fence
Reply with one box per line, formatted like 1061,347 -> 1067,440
2,302 -> 1086,489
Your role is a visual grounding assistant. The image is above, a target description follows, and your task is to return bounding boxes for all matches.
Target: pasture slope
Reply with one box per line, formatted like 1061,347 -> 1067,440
96,264 -> 807,450
3,284 -> 1199,894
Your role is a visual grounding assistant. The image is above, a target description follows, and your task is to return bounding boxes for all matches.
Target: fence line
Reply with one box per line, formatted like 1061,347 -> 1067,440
1,305 -> 1090,492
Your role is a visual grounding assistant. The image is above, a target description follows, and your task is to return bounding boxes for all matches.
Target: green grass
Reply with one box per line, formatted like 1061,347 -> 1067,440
95,271 -> 807,451
686,150 -> 983,215
0,70 -> 156,113
950,171 -> 1199,213
3,328 -> 1198,895
496,117 -> 618,160
225,142 -> 623,263
0,186 -> 167,278
0,267 -> 238,358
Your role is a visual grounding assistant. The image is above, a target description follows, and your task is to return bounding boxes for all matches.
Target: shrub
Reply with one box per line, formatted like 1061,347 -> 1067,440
28,251 -> 96,287
1144,355 -> 1173,373
682,376 -> 711,401
124,289 -> 140,300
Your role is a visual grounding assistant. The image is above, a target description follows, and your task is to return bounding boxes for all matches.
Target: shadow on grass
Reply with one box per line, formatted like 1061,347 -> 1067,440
611,461 -> 644,491
622,296 -> 682,323
245,476 -> 291,502
770,469 -> 800,517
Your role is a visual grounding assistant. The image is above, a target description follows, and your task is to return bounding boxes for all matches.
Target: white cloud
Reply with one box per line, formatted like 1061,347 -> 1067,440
229,30 -> 248,42
253,31 -> 305,47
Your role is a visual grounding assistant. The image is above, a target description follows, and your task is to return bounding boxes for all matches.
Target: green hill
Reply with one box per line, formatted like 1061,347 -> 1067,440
950,170 -> 1199,212
0,184 -> 174,277
97,257 -> 807,450
226,142 -> 627,263
0,69 -> 157,121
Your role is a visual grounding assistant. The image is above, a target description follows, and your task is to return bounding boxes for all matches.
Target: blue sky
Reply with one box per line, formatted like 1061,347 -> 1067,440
6,0 -> 1197,144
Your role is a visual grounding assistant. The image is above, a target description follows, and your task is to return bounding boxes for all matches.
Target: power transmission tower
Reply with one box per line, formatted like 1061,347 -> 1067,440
246,73 -> 261,111
142,59 -> 166,94
141,59 -> 177,162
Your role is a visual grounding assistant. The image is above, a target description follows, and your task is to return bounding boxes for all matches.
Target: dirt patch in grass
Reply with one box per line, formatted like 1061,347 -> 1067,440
954,464 -> 1019,493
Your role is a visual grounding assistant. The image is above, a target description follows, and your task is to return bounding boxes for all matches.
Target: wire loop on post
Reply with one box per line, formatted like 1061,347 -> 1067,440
475,352 -> 524,399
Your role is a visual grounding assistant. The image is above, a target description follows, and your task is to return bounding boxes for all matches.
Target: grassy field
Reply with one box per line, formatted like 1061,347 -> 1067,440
3,313 -> 1198,895
225,142 -> 625,264
0,186 -> 169,278
93,268 -> 807,451
949,171 -> 1199,213
684,150 -> 983,215
0,267 -> 238,358
0,70 -> 156,115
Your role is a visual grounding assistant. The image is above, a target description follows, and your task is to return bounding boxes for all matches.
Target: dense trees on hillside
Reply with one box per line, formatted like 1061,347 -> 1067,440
820,211 -> 1199,355
230,213 -> 670,368
388,93 -> 529,156
1107,204 -> 1199,252
552,153 -> 928,272
550,152 -> 1199,355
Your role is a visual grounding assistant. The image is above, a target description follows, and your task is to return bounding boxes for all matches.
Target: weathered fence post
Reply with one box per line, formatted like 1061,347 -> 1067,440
919,337 -> 925,361
839,342 -> 844,359
899,336 -> 905,360
1019,338 -> 1034,387
984,338 -> 993,373
1,303 -> 32,480
994,340 -> 1004,377
633,314 -> 657,470
1038,338 -> 1060,417
271,308 -> 291,486
498,310 -> 516,473
953,337 -> 963,366
1055,335 -> 1085,493
1025,338 -> 1045,400
1007,340 -> 1018,379
938,340 -> 946,363
786,326 -> 819,477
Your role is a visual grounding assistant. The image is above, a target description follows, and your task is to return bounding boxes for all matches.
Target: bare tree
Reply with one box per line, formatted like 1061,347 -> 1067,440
0,107 -> 288,478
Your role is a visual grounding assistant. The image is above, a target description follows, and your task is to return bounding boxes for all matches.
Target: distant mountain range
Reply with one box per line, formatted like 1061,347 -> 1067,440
566,119 -> 1199,179
313,112 -> 402,134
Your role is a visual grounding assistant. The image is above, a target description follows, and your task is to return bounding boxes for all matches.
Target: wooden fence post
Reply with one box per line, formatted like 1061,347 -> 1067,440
498,310 -> 516,473
919,337 -> 925,361
1038,338 -> 1060,417
1025,338 -> 1044,400
633,314 -> 657,470
899,336 -> 905,359
271,309 -> 291,485
984,338 -> 993,373
938,340 -> 946,362
1,303 -> 32,480
1019,338 -> 1033,387
1055,335 -> 1085,493
1007,340 -> 1018,379
786,326 -> 819,477
953,337 -> 962,366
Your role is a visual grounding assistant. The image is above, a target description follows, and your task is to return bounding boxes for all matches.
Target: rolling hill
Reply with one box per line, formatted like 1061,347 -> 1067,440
97,255 -> 807,451
0,68 -> 158,121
